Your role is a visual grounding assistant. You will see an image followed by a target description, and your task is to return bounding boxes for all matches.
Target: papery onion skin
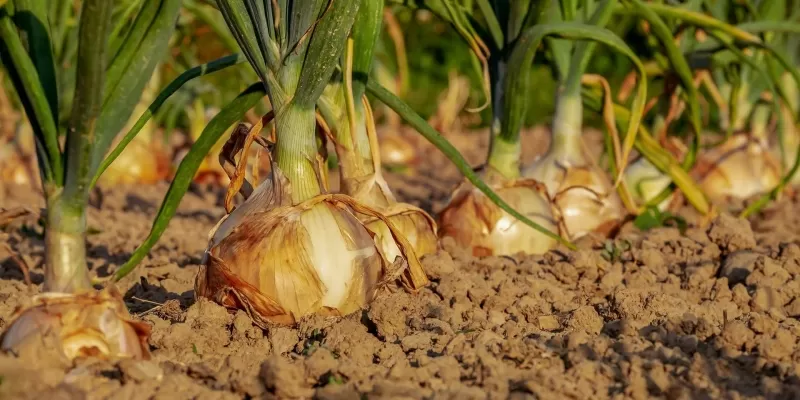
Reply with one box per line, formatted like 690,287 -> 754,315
365,207 -> 438,263
549,166 -> 624,240
0,289 -> 150,361
197,198 -> 385,327
438,180 -> 558,257
524,156 -> 624,241
378,132 -> 417,168
694,135 -> 781,203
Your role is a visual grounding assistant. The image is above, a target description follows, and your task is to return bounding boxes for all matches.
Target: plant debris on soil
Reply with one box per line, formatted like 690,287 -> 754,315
3,128 -> 800,399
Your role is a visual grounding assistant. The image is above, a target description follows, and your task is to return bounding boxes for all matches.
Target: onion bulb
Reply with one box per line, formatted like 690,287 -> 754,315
98,138 -> 170,186
349,175 -> 439,263
1,288 -> 150,361
377,129 -> 417,169
693,134 -> 780,202
524,153 -> 624,240
623,156 -> 673,211
438,167 -> 558,256
196,167 -> 428,327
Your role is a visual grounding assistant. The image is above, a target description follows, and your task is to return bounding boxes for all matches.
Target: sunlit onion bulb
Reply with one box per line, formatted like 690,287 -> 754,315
524,156 -> 624,240
378,132 -> 416,168
694,135 -> 781,202
197,171 -> 427,327
363,204 -> 438,263
438,172 -> 558,256
1,290 -> 150,361
98,140 -> 169,186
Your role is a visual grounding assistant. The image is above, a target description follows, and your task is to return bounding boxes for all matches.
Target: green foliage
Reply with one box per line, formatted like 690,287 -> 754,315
633,206 -> 687,234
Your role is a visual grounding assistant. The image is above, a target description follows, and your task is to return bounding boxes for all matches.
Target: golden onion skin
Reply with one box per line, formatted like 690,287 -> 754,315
98,140 -> 170,186
0,289 -> 150,362
364,205 -> 438,263
197,200 -> 386,327
524,156 -> 624,241
438,178 -> 558,257
549,165 -> 624,240
694,135 -> 781,203
378,132 -> 417,168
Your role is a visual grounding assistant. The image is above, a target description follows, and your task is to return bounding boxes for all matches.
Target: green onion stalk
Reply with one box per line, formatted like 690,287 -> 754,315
196,0 -> 429,327
0,0 -> 181,361
321,0 -> 438,262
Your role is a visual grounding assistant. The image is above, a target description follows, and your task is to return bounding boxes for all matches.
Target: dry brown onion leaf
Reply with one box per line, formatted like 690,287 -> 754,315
438,169 -> 558,257
0,287 -> 151,362
693,134 -> 781,202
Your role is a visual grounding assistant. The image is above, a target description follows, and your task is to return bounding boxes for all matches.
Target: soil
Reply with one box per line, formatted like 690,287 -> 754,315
3,126 -> 800,399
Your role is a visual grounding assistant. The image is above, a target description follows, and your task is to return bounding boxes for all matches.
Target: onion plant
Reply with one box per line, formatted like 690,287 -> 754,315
191,0 -> 435,327
390,0 -> 648,254
0,0 -> 180,360
615,0 -> 800,215
320,0 -> 438,263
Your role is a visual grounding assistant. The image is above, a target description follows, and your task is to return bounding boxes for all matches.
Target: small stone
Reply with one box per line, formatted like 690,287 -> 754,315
537,315 -> 560,331
720,251 -> 761,285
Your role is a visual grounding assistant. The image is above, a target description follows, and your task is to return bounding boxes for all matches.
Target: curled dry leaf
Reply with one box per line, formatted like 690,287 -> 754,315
0,287 -> 151,362
438,167 -> 558,257
196,166 -> 428,328
693,135 -> 781,203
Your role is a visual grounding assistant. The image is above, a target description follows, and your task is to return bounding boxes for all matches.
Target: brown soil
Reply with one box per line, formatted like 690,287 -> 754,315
3,127 -> 800,399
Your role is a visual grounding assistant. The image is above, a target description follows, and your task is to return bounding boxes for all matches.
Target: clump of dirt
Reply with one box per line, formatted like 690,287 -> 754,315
3,129 -> 800,399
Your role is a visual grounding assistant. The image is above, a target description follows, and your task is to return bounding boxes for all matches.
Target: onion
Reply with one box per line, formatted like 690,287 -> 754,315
524,152 -> 624,240
1,289 -> 150,361
623,156 -> 673,211
438,167 -> 557,256
196,167 -> 428,327
693,135 -> 780,202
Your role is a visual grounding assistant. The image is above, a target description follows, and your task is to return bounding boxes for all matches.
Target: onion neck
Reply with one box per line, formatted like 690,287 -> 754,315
44,193 -> 92,293
274,104 -> 323,204
336,104 -> 376,192
547,92 -> 585,164
486,136 -> 521,180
